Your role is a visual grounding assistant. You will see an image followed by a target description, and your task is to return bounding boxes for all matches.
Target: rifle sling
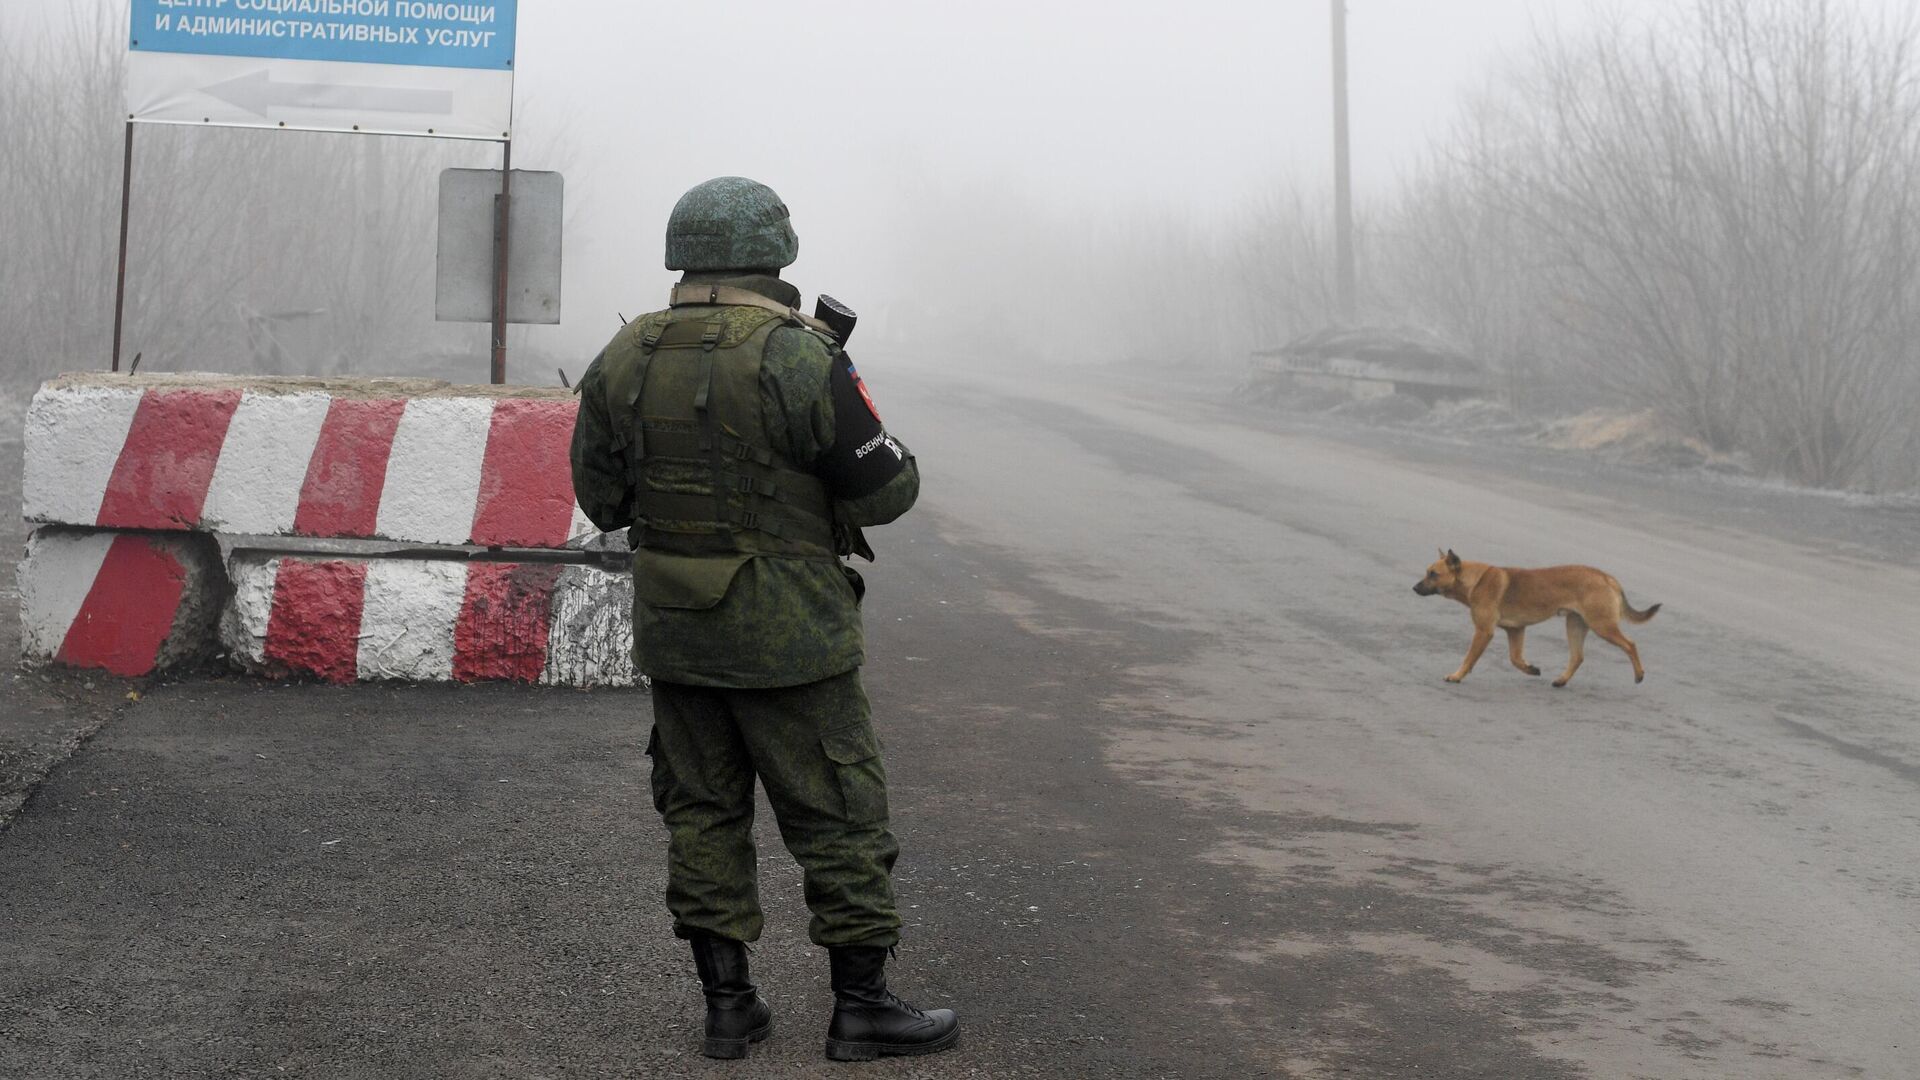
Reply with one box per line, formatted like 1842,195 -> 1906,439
668,284 -> 839,339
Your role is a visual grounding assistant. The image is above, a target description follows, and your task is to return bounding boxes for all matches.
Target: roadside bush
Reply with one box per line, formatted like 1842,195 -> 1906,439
1393,0 -> 1920,490
1234,1 -> 1920,492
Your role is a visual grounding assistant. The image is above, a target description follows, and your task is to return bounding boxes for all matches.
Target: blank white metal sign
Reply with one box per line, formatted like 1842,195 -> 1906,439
435,168 -> 563,325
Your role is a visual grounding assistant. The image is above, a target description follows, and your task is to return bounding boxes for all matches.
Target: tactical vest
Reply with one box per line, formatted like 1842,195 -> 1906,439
602,299 -> 838,610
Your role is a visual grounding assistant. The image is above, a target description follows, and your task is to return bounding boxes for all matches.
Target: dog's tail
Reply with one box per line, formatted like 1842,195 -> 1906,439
1621,591 -> 1662,624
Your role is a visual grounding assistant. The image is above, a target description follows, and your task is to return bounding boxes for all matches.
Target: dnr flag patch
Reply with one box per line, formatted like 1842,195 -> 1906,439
849,363 -> 882,423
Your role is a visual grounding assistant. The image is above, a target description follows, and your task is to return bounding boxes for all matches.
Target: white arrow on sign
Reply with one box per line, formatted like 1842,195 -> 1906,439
202,70 -> 455,118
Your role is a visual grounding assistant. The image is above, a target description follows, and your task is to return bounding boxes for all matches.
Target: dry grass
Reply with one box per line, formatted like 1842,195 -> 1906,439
1537,409 -> 1746,471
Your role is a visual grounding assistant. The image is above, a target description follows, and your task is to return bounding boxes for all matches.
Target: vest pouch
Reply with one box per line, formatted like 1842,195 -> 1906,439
631,549 -> 752,610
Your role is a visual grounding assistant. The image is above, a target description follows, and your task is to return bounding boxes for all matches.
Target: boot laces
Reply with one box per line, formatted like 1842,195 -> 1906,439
884,989 -> 928,1020
880,946 -> 926,1018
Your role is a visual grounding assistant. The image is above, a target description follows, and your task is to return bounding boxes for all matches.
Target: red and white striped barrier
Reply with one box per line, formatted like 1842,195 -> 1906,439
222,554 -> 635,687
20,373 -> 637,685
24,374 -> 593,549
18,528 -> 224,676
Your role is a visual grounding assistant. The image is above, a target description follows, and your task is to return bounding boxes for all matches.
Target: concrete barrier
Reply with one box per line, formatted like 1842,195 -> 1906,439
222,554 -> 635,686
17,528 -> 224,676
24,374 -> 593,548
20,373 -> 635,685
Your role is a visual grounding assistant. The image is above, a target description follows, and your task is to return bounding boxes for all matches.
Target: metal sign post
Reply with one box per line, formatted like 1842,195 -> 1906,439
113,1 -> 520,380
111,122 -> 135,373
492,141 -> 511,384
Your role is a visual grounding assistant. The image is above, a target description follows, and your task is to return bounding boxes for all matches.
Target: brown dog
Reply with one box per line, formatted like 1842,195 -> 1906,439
1413,549 -> 1660,686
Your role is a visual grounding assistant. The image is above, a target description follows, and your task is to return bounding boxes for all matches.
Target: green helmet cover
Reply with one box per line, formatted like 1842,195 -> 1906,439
665,176 -> 800,272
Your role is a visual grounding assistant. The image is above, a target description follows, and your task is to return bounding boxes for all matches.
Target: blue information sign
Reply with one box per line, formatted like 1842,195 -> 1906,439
130,0 -> 517,71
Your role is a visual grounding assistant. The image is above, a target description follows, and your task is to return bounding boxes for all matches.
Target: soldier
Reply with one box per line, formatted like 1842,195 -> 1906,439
569,176 -> 958,1062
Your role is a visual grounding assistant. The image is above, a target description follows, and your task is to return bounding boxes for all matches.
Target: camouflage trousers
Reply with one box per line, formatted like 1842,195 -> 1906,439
646,669 -> 902,948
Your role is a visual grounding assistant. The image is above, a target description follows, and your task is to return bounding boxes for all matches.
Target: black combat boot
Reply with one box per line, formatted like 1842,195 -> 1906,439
824,946 -> 959,1061
688,934 -> 774,1059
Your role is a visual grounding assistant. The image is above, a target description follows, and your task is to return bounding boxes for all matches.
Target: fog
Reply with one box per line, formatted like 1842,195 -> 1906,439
10,9 -> 1920,1076
0,0 -> 1662,362
3,0 -> 1918,489
508,0 -> 1674,356
513,0 -> 1665,329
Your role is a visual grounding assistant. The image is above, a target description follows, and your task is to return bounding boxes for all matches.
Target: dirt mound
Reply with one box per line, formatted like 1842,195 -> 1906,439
1239,375 -> 1356,412
1270,325 -> 1483,376
1419,398 -> 1538,437
1328,393 -> 1430,425
1537,409 -> 1744,470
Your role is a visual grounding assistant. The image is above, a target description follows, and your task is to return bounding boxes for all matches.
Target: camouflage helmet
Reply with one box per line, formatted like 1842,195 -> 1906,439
664,176 -> 799,272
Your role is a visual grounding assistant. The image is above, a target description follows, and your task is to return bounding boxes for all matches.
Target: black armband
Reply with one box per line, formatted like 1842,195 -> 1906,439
817,352 -> 908,499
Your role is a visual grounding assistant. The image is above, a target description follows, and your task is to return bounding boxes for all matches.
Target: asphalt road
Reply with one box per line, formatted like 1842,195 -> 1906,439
4,363 -> 1917,1078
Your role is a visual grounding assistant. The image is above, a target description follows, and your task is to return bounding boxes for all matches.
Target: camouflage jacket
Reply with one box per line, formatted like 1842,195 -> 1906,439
570,272 -> 919,688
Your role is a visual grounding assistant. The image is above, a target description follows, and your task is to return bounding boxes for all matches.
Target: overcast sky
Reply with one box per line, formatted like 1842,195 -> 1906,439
0,0 -> 1733,360
502,0 -> 1682,351
516,0 -> 1670,205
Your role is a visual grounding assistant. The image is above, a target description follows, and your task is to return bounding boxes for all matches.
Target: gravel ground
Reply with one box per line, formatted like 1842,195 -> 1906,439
0,395 -> 141,829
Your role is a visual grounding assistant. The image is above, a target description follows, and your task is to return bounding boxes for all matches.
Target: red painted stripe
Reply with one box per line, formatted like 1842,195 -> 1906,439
96,389 -> 244,529
293,398 -> 408,538
470,399 -> 580,548
56,535 -> 189,677
453,562 -> 564,683
264,559 -> 369,684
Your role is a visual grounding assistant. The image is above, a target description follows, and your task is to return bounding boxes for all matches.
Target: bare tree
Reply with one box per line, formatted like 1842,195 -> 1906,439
1456,0 -> 1920,487
1376,144 -> 1561,410
1229,183 -> 1344,348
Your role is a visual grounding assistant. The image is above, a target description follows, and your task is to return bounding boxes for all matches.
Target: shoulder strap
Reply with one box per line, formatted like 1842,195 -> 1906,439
668,283 -> 839,339
609,311 -> 673,475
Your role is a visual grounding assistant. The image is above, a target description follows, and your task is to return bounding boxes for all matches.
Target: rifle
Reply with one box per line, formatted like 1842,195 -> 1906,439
814,294 -> 857,345
814,295 -> 877,564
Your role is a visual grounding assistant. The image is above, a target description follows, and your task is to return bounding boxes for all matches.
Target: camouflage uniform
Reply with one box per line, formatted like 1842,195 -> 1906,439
647,669 -> 898,946
570,266 -> 918,949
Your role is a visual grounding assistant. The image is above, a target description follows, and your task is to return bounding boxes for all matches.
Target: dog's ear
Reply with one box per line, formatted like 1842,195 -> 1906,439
1445,549 -> 1461,570
1437,546 -> 1447,561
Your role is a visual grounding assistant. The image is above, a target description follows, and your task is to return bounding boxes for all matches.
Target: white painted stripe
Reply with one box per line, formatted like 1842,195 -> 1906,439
375,398 -> 494,544
22,386 -> 144,525
355,560 -> 466,681
219,555 -> 283,667
543,565 -> 637,687
200,393 -> 333,535
16,530 -> 118,659
566,501 -> 597,544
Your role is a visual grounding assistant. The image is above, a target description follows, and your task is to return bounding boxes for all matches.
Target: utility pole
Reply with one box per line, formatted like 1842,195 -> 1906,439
1331,0 -> 1357,323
